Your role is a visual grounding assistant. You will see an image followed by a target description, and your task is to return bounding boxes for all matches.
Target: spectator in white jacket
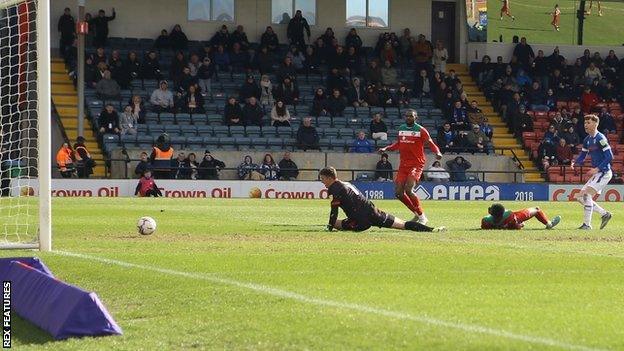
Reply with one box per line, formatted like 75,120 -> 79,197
150,80 -> 174,112
427,161 -> 450,182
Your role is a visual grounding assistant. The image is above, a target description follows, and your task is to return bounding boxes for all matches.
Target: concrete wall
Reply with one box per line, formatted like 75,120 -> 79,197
50,0 -> 455,53
110,148 -> 522,182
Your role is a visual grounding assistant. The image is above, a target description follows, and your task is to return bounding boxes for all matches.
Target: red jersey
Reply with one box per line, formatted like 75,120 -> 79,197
137,177 -> 157,196
386,123 -> 441,169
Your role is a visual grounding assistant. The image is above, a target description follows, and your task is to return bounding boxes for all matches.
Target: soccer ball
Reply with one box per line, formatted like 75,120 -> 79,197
137,217 -> 157,235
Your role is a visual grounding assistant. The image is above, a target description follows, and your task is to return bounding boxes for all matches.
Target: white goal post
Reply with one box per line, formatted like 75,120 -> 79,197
0,0 -> 51,251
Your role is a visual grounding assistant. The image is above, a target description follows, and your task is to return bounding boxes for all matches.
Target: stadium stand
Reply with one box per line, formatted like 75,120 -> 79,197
470,41 -> 624,184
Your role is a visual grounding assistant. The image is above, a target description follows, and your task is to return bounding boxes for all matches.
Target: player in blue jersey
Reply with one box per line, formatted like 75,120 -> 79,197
570,114 -> 613,229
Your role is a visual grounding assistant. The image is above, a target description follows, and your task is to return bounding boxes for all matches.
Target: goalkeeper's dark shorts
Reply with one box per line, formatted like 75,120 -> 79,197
341,209 -> 395,232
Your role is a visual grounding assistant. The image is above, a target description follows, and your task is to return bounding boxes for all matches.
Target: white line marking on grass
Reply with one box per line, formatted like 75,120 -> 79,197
55,250 -> 603,351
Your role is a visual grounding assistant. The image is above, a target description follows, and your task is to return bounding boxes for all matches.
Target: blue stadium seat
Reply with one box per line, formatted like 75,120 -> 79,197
196,125 -> 212,136
120,134 -> 136,146
346,118 -> 364,129
170,136 -> 187,149
332,117 -> 348,128
148,124 -> 164,135
319,138 -> 331,149
317,117 -> 332,128
263,128 -> 278,138
324,128 -> 339,139
355,106 -> 370,117
276,127 -> 292,137
207,114 -> 223,126
204,136 -> 220,149
136,135 -> 154,146
164,125 -> 181,136
267,137 -> 283,149
137,124 -> 149,134
339,128 -> 354,139
212,125 -> 229,137
159,112 -> 175,124
246,126 -> 262,137
180,125 -> 197,136
186,136 -> 204,147
218,137 -> 237,150
229,126 -> 246,137
235,137 -> 252,150
251,137 -> 268,149
175,113 -> 192,125
283,137 -> 296,149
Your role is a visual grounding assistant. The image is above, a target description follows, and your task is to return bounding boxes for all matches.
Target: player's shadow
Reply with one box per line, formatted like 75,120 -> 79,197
10,314 -> 55,345
271,224 -> 324,232
500,26 -> 552,32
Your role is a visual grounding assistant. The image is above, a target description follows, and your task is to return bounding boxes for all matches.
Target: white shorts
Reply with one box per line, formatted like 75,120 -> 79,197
582,170 -> 612,194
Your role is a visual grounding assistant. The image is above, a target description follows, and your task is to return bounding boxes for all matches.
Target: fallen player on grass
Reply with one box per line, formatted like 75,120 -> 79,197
481,203 -> 561,230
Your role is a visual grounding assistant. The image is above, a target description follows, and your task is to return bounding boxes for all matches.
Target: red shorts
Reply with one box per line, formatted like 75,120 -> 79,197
395,166 -> 423,184
513,209 -> 532,223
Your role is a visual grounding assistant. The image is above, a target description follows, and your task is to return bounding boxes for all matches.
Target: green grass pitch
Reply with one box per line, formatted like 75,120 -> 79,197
5,198 -> 624,350
486,0 -> 624,46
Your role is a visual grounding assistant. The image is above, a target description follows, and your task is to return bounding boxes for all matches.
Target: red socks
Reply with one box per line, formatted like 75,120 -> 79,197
399,193 -> 423,215
535,209 -> 549,225
407,194 -> 423,216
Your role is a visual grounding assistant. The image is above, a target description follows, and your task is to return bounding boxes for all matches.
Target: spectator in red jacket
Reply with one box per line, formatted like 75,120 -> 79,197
580,86 -> 598,114
555,138 -> 573,165
135,170 -> 162,197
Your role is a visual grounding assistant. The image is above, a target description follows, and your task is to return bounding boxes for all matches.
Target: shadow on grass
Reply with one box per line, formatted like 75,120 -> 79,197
269,224 -> 327,233
12,313 -> 55,345
499,26 -> 552,32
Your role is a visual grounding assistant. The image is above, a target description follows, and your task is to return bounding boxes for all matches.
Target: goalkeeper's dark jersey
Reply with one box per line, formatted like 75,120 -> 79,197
327,180 -> 376,218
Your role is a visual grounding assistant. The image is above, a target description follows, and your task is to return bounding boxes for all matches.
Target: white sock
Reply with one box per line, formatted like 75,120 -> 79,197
592,201 -> 607,216
582,194 -> 593,225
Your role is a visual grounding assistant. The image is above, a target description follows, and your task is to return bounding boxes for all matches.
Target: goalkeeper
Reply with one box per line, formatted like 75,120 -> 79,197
481,203 -> 561,230
319,167 -> 445,233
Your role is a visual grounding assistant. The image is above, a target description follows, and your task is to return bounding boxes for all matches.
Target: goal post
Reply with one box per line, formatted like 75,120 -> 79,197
0,0 -> 51,251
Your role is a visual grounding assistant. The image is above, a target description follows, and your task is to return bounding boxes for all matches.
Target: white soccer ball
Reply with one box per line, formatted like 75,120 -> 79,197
137,217 -> 157,235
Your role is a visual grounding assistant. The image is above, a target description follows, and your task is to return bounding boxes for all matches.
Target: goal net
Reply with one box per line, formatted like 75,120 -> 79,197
0,0 -> 51,250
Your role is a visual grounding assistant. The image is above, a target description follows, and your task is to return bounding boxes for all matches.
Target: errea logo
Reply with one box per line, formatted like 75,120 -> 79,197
414,185 -> 431,200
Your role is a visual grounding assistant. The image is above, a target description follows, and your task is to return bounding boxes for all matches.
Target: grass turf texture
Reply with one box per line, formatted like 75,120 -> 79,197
486,0 -> 624,46
6,198 -> 624,350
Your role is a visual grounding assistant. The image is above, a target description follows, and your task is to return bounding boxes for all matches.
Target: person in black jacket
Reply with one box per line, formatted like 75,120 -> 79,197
273,77 -> 299,105
230,25 -> 250,51
210,25 -> 230,49
169,24 -> 189,51
57,7 -> 75,58
223,97 -> 243,126
239,75 -> 261,102
324,89 -> 346,117
287,10 -> 311,51
296,117 -> 320,151
198,151 -> 226,180
242,97 -> 264,126
89,8 -> 115,48
142,51 -> 162,81
375,153 -> 393,181
278,152 -> 299,180
134,152 -> 151,178
126,51 -> 142,82
98,104 -> 120,134
154,29 -> 170,51
260,26 -> 279,52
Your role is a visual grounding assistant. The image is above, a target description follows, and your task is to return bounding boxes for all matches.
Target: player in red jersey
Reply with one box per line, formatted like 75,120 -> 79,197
379,109 -> 442,225
500,0 -> 515,21
481,203 -> 561,230
551,4 -> 561,31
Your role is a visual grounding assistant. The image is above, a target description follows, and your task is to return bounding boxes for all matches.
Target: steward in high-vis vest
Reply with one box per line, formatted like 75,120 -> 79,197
149,133 -> 174,179
56,142 -> 75,178
74,136 -> 96,178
